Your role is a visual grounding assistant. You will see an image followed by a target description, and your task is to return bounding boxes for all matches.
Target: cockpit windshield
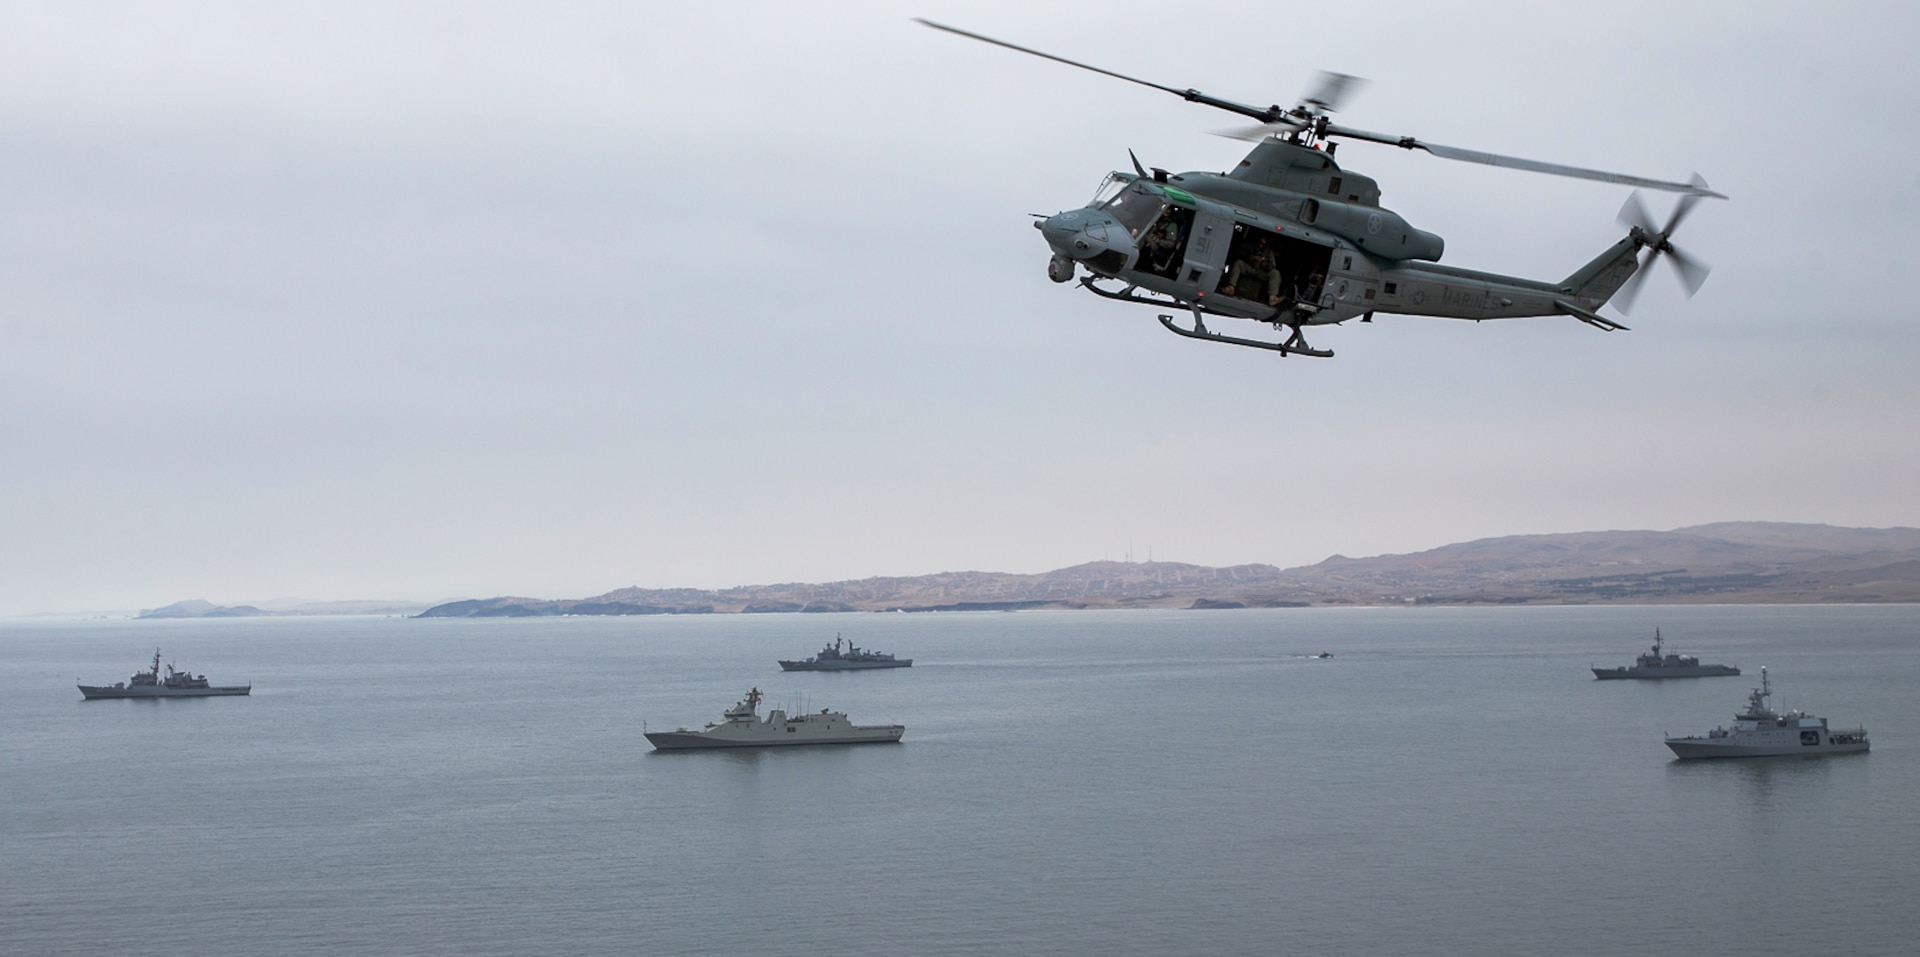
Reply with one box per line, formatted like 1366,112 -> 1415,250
1089,172 -> 1129,207
1100,182 -> 1167,239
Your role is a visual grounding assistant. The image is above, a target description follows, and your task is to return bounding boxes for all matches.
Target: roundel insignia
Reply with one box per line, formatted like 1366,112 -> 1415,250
1367,213 -> 1383,235
1412,290 -> 1427,306
1336,279 -> 1350,298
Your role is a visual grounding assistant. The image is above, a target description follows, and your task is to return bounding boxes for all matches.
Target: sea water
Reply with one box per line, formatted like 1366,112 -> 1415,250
4,604 -> 1918,956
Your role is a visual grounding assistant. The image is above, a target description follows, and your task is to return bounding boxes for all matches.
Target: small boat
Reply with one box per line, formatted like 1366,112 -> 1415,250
645,687 -> 904,750
79,648 -> 251,699
1665,668 -> 1868,759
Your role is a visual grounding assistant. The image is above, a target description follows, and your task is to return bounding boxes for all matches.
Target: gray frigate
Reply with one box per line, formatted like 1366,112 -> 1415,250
79,648 -> 251,699
645,687 -> 904,750
778,634 -> 911,671
1665,668 -> 1868,759
1592,630 -> 1739,680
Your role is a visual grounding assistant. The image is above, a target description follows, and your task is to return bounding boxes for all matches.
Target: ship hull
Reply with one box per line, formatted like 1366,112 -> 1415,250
645,727 -> 905,750
1593,666 -> 1740,680
777,659 -> 912,671
1666,738 -> 1869,759
78,685 -> 251,699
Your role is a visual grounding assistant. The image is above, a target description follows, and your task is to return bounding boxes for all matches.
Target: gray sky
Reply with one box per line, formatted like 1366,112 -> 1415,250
4,1 -> 1918,616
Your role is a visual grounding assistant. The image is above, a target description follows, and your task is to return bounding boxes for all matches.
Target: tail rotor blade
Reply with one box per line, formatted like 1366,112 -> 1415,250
1666,246 -> 1712,297
1612,252 -> 1653,315
1662,190 -> 1703,237
1617,191 -> 1657,234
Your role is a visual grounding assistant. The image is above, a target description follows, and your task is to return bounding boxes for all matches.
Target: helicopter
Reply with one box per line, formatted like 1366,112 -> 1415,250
919,19 -> 1727,358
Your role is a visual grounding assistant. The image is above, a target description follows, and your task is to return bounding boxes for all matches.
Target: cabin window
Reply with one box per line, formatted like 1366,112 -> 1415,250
1364,288 -> 1376,301
1328,176 -> 1343,195
1385,282 -> 1397,294
1342,256 -> 1352,269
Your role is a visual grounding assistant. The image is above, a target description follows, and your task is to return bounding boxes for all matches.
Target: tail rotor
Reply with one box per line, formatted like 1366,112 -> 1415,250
1613,176 -> 1714,314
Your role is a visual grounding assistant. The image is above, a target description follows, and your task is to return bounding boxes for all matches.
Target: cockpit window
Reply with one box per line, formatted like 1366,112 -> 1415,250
1089,173 -> 1129,206
1101,183 -> 1167,238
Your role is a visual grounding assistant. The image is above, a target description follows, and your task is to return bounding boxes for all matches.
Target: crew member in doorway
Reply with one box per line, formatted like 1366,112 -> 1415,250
1221,240 -> 1284,307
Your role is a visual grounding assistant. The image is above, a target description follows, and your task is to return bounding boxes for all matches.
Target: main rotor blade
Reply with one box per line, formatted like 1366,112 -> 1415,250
1211,120 -> 1309,143
1302,71 -> 1367,113
1322,123 -> 1728,198
915,19 -> 1286,124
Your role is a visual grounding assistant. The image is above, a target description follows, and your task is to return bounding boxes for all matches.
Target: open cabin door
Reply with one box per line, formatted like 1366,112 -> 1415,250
1210,221 -> 1335,313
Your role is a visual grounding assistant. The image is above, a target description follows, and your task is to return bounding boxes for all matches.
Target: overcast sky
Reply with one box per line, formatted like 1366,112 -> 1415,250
4,1 -> 1917,616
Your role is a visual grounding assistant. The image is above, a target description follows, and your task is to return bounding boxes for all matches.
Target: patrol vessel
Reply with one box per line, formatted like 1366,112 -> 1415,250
1665,668 -> 1869,759
644,687 -> 905,750
778,634 -> 911,671
78,649 -> 252,699
1592,629 -> 1739,679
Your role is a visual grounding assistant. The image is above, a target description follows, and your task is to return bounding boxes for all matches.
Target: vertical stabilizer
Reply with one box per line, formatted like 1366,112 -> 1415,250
1559,235 -> 1641,306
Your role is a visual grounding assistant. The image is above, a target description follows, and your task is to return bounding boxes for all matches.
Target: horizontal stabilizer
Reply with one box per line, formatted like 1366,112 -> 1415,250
1553,299 -> 1628,332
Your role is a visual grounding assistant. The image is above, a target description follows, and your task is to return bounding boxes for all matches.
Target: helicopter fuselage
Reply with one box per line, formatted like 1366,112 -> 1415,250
1038,139 -> 1641,344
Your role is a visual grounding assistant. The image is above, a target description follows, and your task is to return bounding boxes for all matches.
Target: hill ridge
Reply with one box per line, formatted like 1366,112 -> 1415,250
415,521 -> 1920,617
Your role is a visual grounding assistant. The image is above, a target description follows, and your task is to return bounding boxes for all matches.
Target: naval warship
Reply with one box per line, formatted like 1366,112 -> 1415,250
78,648 -> 251,699
1665,668 -> 1869,759
644,687 -> 905,750
778,634 -> 911,671
1592,630 -> 1739,679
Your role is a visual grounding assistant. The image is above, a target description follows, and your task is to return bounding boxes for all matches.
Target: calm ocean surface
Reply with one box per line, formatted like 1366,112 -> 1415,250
5,605 -> 1918,956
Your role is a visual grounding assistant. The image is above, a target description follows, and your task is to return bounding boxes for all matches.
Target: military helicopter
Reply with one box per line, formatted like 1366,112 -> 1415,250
919,20 -> 1726,358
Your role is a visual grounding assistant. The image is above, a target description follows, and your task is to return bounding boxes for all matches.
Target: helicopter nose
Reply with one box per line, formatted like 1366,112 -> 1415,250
1038,209 -> 1127,262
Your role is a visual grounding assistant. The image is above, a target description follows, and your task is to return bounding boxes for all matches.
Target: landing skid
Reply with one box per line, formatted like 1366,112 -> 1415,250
1157,310 -> 1333,358
1077,279 -> 1333,357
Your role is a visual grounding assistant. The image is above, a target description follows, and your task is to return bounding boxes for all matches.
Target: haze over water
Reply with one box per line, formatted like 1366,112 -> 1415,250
6,605 -> 1917,956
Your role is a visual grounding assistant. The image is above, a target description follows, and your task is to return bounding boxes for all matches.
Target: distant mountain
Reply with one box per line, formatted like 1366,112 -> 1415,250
1284,522 -> 1920,605
139,599 -> 269,619
415,561 -> 1297,617
138,598 -> 435,619
415,522 -> 1920,617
